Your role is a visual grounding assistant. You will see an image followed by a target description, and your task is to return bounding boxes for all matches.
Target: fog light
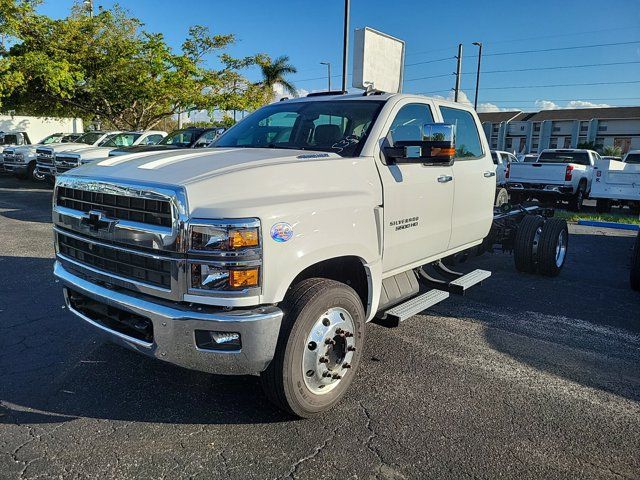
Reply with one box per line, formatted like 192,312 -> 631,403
195,330 -> 241,351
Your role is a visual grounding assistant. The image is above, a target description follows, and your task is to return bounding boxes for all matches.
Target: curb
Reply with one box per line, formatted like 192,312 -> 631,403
577,220 -> 640,231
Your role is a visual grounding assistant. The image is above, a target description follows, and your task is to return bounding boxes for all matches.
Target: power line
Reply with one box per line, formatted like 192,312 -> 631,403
479,97 -> 640,103
405,56 -> 455,67
476,40 -> 640,58
405,60 -> 640,83
415,79 -> 640,95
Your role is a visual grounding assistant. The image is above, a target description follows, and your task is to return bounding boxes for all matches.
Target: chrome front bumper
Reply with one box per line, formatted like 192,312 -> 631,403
3,162 -> 27,175
54,261 -> 283,375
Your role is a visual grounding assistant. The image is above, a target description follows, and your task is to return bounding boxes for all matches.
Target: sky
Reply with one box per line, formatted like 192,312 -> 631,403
38,0 -> 640,113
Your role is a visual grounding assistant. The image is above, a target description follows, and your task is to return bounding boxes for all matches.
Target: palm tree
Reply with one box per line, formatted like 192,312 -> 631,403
258,55 -> 297,101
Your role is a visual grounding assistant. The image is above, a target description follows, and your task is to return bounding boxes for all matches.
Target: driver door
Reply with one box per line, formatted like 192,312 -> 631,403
376,101 -> 454,274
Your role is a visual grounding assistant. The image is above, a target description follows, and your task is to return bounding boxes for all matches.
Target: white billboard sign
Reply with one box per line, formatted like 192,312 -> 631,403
352,27 -> 405,93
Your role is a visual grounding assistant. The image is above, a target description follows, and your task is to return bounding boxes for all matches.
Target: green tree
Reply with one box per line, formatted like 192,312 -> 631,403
257,55 -> 297,102
0,1 -> 273,129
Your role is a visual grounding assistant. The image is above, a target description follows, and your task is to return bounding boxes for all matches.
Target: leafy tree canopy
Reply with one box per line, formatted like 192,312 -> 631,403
0,1 -> 287,129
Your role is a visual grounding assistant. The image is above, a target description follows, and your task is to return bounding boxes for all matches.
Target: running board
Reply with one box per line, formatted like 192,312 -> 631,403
383,289 -> 450,324
448,269 -> 491,295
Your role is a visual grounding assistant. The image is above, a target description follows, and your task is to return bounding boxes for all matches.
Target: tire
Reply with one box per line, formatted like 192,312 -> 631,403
514,215 -> 545,273
28,162 -> 44,181
631,232 -> 640,292
495,188 -> 509,207
260,278 -> 365,417
568,182 -> 586,211
537,218 -> 569,277
596,198 -> 612,214
45,176 -> 55,186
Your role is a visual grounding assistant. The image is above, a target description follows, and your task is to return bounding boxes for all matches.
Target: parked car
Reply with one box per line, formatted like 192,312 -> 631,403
3,133 -> 82,180
0,131 -> 32,160
491,150 -> 518,186
506,149 -> 598,210
107,127 -> 224,157
623,150 -> 640,164
590,155 -> 640,213
54,130 -> 167,175
36,131 -> 121,183
51,92 -> 568,417
601,155 -> 622,162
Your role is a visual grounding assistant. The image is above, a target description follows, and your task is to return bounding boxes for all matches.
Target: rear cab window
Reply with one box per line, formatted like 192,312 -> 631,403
538,151 -> 590,166
439,106 -> 483,159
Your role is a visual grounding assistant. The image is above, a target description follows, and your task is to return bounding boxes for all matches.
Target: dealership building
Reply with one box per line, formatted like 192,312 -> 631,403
479,106 -> 640,154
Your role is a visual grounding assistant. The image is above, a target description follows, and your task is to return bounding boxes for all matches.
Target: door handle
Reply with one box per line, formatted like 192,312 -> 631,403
437,175 -> 453,183
484,171 -> 496,178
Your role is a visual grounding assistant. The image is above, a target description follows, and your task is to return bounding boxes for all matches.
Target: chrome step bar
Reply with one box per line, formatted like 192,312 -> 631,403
383,289 -> 450,324
448,269 -> 491,295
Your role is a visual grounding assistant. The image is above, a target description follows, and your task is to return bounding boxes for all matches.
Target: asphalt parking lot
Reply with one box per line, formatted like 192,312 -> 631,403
1,175 -> 639,480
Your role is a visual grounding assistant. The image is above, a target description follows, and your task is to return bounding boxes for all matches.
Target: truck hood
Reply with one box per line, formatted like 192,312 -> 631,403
72,146 -> 114,161
64,147 -> 342,186
43,142 -> 96,153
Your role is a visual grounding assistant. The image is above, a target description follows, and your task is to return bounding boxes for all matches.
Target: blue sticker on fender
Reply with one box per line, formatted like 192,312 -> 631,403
270,222 -> 293,242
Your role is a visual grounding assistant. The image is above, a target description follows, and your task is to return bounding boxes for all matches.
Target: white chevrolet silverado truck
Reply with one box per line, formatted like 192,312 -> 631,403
36,131 -> 121,183
590,152 -> 640,214
52,92 -> 568,416
53,131 -> 167,176
506,148 -> 599,210
3,133 -> 81,180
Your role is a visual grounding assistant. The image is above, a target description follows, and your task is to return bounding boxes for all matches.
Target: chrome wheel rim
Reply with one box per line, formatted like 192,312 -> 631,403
302,307 -> 356,395
556,230 -> 567,267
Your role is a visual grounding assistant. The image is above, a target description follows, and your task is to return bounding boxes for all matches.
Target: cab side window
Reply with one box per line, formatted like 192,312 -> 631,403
439,106 -> 483,159
388,103 -> 434,143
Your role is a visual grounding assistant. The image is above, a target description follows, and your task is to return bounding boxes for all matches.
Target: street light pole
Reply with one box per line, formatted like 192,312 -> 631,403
83,0 -> 94,17
341,0 -> 350,92
320,62 -> 331,91
472,42 -> 483,110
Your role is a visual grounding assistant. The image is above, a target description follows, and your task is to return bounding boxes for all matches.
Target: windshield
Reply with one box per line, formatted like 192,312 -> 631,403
214,100 -> 385,157
538,151 -> 590,166
0,134 -> 19,145
39,134 -> 63,144
76,132 -> 104,145
61,134 -> 81,143
625,153 -> 640,164
159,129 -> 200,147
102,133 -> 141,147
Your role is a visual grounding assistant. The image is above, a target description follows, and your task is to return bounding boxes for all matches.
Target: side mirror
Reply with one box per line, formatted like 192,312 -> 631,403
383,123 -> 456,166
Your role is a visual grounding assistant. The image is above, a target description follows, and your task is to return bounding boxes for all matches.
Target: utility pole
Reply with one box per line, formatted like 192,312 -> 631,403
454,44 -> 463,102
472,42 -> 483,110
341,0 -> 350,92
320,62 -> 332,91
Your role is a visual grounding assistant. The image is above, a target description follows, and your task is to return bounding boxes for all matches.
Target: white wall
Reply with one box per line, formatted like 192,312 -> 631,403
0,115 -> 83,143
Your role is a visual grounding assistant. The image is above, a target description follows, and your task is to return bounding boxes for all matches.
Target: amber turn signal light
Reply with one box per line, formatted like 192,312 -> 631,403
229,228 -> 259,249
229,268 -> 259,288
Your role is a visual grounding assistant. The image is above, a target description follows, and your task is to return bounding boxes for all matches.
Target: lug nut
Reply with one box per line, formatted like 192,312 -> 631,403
319,357 -> 329,363
335,328 -> 343,335
325,338 -> 336,346
347,346 -> 356,352
344,331 -> 353,338
332,373 -> 342,380
322,372 -> 332,378
342,363 -> 351,369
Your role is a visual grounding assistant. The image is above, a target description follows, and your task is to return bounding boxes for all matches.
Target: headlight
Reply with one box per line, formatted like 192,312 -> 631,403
188,219 -> 262,295
190,263 -> 260,291
189,220 -> 260,252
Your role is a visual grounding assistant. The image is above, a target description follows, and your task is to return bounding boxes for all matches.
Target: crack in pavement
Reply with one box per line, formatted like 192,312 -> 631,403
274,425 -> 340,480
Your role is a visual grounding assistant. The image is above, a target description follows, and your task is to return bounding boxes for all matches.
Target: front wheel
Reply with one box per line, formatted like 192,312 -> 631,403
260,278 -> 365,417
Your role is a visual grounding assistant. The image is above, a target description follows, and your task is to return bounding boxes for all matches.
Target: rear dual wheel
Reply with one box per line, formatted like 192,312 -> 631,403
260,278 -> 365,417
514,216 -> 568,276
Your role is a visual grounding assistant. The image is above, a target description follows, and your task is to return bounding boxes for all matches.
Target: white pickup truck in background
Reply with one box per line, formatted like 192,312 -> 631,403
590,150 -> 640,214
506,149 -> 598,211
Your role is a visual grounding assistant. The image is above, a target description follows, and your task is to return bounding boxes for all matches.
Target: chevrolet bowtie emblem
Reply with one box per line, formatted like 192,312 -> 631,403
82,210 -> 117,232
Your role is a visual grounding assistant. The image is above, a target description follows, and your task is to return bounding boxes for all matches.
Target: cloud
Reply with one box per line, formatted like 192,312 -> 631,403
433,89 -> 511,113
272,83 -> 309,102
535,99 -> 612,110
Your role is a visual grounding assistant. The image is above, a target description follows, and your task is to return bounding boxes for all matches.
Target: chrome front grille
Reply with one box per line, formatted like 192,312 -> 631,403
55,154 -> 80,174
56,186 -> 173,228
57,231 -> 173,289
36,148 -> 54,165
